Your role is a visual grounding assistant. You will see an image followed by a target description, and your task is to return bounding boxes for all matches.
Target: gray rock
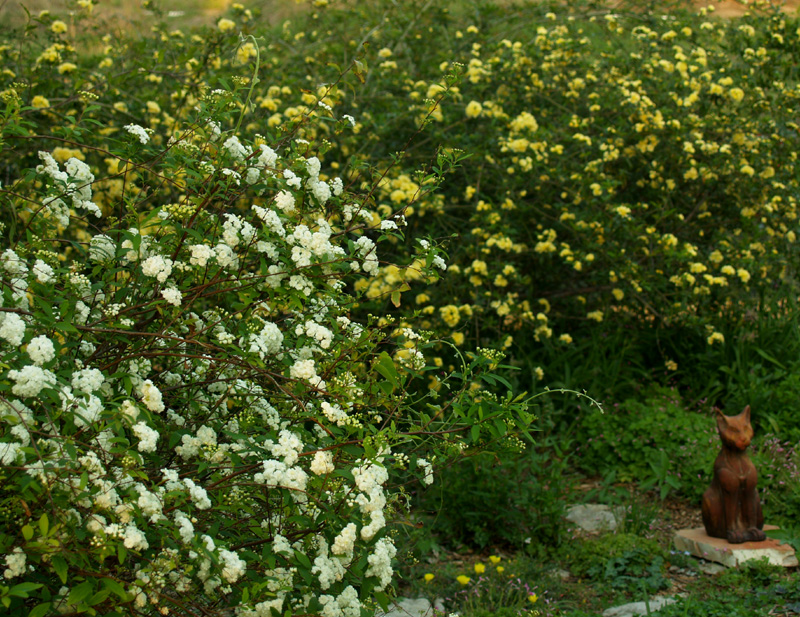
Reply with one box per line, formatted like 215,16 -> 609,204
696,561 -> 726,575
602,596 -> 678,617
566,504 -> 618,532
377,598 -> 438,617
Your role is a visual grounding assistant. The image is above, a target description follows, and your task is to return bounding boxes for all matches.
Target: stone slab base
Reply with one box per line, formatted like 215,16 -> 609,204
674,526 -> 798,568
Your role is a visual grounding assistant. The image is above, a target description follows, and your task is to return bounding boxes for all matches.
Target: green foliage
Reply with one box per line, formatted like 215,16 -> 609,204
415,405 -> 574,549
568,533 -> 669,595
576,387 -> 716,500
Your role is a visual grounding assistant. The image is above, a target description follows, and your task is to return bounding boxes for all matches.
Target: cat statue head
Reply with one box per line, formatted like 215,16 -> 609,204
715,405 -> 753,452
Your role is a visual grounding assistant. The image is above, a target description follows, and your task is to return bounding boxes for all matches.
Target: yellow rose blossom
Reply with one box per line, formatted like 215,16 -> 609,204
146,101 -> 161,114
440,305 -> 460,327
737,268 -> 751,283
57,62 -> 77,74
51,20 -> 68,34
378,47 -> 393,58
217,18 -> 236,32
452,332 -> 465,346
707,332 -> 725,345
559,333 -> 573,344
31,95 -> 50,109
587,310 -> 604,322
666,360 -> 678,371
465,100 -> 483,118
612,288 -> 624,301
729,87 -> 745,102
534,367 -> 544,380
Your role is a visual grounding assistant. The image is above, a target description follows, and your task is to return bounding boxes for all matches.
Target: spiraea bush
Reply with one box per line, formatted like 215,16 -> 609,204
0,4 -> 536,615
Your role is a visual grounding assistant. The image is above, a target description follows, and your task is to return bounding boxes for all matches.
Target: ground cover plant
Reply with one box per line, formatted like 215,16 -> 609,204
2,0 -> 800,616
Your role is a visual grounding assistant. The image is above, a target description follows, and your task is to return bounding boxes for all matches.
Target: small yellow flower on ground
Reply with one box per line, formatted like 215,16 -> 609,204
496,566 -> 505,573
529,594 -> 539,604
424,573 -> 434,582
456,575 -> 471,586
474,563 -> 485,574
489,555 -> 501,564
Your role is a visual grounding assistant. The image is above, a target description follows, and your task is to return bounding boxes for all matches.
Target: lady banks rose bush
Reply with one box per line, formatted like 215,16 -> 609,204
278,0 -> 800,398
0,15 -> 532,616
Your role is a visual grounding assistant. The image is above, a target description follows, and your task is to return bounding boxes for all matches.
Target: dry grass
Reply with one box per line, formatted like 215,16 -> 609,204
0,0 -> 307,29
2,0 -> 799,30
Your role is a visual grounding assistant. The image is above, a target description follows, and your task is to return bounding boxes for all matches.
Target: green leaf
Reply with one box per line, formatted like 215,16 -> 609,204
117,544 -> 127,565
52,555 -> 68,584
374,352 -> 398,388
28,603 -> 52,617
390,290 -> 401,307
101,577 -> 128,600
293,549 -> 312,570
9,582 -> 43,597
88,588 -> 111,605
38,514 -> 49,536
22,524 -> 34,540
67,580 -> 93,606
471,424 -> 481,444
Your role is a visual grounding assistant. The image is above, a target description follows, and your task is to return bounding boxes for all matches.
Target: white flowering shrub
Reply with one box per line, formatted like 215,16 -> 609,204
0,9 -> 533,615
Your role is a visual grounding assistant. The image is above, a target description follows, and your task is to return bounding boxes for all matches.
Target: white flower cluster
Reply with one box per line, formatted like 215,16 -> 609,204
296,320 -> 333,349
36,151 -> 101,218
318,585 -> 361,617
139,379 -> 165,413
290,358 -> 326,390
8,365 -> 57,397
0,312 -> 26,347
123,123 -> 151,144
365,537 -> 397,591
417,458 -> 434,485
141,255 -> 173,283
310,450 -> 335,475
3,547 -> 27,579
132,421 -> 159,452
352,461 -> 389,540
245,321 -> 284,360
223,135 -> 252,162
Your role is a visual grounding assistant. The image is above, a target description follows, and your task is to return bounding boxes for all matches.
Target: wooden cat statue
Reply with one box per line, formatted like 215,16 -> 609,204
701,406 -> 766,544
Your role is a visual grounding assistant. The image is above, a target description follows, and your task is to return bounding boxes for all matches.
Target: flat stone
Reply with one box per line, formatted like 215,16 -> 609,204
673,526 -> 798,568
602,596 -> 679,617
377,598 -> 438,617
566,504 -> 618,532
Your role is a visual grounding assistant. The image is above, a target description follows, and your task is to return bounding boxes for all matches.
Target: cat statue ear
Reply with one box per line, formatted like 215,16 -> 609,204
714,407 -> 727,430
741,405 -> 751,422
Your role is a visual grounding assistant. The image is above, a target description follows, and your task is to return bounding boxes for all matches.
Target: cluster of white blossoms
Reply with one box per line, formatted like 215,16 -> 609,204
36,151 -> 101,218
124,123 -> 151,144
